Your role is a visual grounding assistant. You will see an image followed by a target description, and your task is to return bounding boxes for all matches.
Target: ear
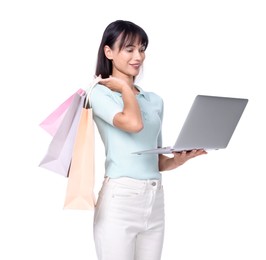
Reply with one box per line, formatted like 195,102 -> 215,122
104,45 -> 113,60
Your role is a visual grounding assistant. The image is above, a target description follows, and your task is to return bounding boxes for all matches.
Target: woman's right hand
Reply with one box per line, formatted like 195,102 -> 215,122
99,76 -> 129,93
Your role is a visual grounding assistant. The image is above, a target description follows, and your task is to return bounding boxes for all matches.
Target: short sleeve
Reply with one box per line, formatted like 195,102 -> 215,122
90,84 -> 122,126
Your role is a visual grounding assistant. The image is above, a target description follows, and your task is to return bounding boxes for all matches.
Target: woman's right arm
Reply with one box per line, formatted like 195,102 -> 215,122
99,77 -> 143,133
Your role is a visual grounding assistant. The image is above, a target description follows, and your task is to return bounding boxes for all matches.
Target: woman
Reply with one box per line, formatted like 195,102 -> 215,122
90,20 -> 207,260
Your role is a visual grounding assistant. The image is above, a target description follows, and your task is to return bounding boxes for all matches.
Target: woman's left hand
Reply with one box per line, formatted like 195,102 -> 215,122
159,149 -> 207,171
172,149 -> 207,167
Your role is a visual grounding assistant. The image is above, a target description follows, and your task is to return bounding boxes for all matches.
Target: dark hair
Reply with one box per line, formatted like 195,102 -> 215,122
95,20 -> 149,79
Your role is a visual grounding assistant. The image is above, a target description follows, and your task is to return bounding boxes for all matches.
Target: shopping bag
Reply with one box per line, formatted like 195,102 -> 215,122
39,88 -> 85,136
39,92 -> 86,177
63,77 -> 101,210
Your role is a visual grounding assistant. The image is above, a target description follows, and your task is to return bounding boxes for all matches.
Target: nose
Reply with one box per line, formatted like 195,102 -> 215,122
133,50 -> 144,60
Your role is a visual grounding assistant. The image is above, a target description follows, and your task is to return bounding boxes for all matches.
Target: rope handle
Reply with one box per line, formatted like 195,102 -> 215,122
84,75 -> 102,108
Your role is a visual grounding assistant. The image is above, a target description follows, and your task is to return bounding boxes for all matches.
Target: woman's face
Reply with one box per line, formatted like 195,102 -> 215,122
105,36 -> 146,79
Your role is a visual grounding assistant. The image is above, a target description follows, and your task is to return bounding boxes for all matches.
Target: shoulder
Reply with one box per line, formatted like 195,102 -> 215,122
146,91 -> 163,102
138,86 -> 163,104
90,83 -> 121,109
91,83 -> 111,96
90,83 -> 115,101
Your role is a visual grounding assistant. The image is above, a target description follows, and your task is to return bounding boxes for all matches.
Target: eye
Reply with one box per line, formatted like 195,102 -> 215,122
125,47 -> 134,52
139,45 -> 146,53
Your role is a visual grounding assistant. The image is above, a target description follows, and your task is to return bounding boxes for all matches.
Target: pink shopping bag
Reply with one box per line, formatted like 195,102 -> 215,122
39,89 -> 85,136
39,93 -> 85,177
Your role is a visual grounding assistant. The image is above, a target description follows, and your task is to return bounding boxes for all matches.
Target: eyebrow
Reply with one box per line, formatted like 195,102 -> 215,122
124,43 -> 145,48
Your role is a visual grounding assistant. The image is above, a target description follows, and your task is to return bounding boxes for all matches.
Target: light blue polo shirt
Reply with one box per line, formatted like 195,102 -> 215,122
90,83 -> 164,180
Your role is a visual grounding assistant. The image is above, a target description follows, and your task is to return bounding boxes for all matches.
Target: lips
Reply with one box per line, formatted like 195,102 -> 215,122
130,63 -> 141,69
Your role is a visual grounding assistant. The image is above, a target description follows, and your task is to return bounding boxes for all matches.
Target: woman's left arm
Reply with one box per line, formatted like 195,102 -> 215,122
158,150 -> 207,171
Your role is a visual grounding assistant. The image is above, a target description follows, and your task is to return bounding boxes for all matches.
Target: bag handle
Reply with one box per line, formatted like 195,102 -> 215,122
84,75 -> 102,108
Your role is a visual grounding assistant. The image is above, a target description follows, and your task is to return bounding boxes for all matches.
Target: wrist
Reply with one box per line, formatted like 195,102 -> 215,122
121,84 -> 134,94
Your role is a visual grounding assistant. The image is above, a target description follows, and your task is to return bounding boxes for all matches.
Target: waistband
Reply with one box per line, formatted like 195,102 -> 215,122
103,176 -> 162,190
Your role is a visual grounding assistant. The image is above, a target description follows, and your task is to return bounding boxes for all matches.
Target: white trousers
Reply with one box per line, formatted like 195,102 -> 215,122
93,177 -> 165,260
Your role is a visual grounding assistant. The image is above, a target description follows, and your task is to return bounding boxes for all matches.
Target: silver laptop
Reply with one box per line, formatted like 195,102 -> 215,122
133,95 -> 248,154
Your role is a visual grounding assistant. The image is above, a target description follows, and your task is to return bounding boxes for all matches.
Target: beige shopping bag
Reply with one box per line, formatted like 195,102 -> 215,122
63,77 -> 101,210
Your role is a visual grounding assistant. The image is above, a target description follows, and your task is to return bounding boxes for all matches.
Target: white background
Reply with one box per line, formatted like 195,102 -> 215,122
0,0 -> 265,259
